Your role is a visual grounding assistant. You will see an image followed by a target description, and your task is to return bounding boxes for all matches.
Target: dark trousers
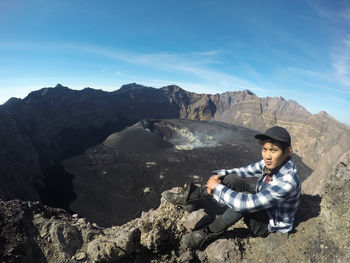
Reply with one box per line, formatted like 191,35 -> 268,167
189,174 -> 269,237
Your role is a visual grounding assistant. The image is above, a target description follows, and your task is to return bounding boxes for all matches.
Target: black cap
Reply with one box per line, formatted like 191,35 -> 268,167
255,126 -> 291,147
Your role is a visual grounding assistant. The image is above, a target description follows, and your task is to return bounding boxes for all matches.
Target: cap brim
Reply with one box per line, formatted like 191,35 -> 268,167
254,134 -> 290,146
254,134 -> 271,141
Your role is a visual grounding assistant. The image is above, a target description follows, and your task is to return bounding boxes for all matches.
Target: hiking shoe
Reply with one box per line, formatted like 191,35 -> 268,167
162,182 -> 195,206
180,227 -> 224,250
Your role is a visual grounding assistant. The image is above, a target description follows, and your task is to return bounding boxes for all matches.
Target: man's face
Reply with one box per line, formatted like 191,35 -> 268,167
261,142 -> 290,169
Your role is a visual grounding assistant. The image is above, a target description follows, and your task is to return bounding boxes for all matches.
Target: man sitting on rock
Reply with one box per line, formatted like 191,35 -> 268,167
162,126 -> 301,249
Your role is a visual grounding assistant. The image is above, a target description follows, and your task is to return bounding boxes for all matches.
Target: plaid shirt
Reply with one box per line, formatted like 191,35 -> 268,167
212,158 -> 301,233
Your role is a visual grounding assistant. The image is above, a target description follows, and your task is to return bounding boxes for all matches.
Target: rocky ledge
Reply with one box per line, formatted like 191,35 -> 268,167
1,151 -> 350,263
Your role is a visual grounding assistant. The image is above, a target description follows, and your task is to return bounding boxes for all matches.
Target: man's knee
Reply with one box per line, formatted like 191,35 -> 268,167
222,175 -> 257,193
222,174 -> 243,189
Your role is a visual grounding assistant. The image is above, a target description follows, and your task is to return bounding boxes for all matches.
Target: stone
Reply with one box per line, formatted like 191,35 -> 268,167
74,252 -> 87,261
140,223 -> 168,253
86,239 -> 125,262
49,221 -> 83,258
178,250 -> 194,262
181,209 -> 212,231
205,239 -> 241,263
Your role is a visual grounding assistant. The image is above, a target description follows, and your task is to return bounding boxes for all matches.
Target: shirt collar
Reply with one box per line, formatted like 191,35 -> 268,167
263,156 -> 291,176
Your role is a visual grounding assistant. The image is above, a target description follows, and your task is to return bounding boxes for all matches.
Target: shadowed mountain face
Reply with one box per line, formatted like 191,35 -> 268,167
0,83 -> 348,205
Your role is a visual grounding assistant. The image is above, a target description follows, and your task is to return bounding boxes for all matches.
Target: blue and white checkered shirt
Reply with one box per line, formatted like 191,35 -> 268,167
212,159 -> 301,233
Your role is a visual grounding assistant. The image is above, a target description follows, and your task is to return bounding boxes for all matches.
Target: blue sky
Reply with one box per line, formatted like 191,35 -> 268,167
0,0 -> 350,125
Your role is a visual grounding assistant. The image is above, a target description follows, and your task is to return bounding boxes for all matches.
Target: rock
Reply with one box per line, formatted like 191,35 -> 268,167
138,208 -> 173,253
87,239 -> 125,262
205,239 -> 242,263
73,252 -> 86,261
85,222 -> 140,262
140,223 -> 168,252
77,218 -> 85,224
86,237 -> 127,262
178,250 -> 195,262
49,221 -> 82,258
105,222 -> 140,254
137,196 -> 187,254
181,209 -> 212,231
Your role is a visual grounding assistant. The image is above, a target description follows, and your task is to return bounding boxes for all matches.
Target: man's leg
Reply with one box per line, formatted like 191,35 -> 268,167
208,206 -> 243,233
204,175 -> 257,232
162,182 -> 209,210
222,175 -> 269,237
243,210 -> 269,237
181,175 -> 259,249
221,174 -> 257,193
162,174 -> 256,207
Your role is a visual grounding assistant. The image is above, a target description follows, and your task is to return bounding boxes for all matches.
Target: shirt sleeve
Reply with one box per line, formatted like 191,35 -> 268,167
212,173 -> 297,213
212,160 -> 264,178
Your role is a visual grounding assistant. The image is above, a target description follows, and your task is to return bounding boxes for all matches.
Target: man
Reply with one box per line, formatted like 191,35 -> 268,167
162,126 -> 301,249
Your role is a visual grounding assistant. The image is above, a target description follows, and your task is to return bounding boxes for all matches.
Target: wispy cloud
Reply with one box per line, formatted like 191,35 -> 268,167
339,9 -> 350,23
306,0 -> 350,23
286,67 -> 332,81
0,40 -> 265,97
306,0 -> 350,93
331,35 -> 350,90
62,43 -> 262,93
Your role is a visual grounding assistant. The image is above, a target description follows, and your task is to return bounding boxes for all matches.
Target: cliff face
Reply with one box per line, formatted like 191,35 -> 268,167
1,151 -> 349,263
161,85 -> 216,120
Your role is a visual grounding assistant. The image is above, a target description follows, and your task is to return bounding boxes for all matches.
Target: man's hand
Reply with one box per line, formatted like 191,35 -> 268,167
206,175 -> 221,195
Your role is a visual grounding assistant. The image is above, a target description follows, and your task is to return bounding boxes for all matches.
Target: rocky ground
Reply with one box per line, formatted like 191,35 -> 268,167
1,150 -> 349,262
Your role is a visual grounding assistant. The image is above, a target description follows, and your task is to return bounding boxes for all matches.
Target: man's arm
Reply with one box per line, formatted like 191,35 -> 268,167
212,160 -> 264,178
210,173 -> 298,213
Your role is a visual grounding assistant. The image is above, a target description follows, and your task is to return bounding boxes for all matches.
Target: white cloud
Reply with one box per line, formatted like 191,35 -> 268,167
306,0 -> 350,23
305,1 -> 350,94
331,35 -> 350,90
286,67 -> 330,80
62,43 -> 262,94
